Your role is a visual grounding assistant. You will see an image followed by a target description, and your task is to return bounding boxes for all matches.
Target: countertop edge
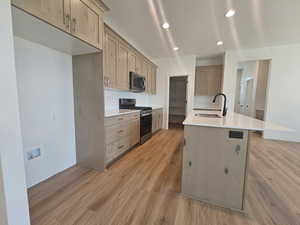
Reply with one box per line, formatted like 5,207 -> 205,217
105,110 -> 140,118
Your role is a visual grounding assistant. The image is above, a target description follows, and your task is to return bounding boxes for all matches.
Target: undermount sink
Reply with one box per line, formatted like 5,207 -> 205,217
195,113 -> 222,118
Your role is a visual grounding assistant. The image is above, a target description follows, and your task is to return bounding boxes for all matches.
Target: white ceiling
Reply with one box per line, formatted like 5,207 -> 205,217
103,0 -> 300,59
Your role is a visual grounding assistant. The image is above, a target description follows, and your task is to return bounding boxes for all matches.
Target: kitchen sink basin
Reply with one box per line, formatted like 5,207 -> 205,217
195,113 -> 222,118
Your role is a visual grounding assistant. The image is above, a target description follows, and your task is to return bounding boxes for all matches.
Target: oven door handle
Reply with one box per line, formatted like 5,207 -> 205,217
141,113 -> 152,117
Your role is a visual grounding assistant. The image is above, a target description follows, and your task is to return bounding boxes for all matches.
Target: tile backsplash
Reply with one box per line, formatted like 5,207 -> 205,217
104,89 -> 151,111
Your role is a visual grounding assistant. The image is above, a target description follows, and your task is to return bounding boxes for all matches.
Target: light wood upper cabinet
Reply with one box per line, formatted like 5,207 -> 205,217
12,0 -> 71,32
12,0 -> 108,49
117,41 -> 129,90
195,65 -> 223,96
142,60 -> 152,93
128,50 -> 136,73
103,24 -> 157,94
149,65 -> 157,95
135,54 -> 143,75
70,0 -> 104,49
103,29 -> 118,88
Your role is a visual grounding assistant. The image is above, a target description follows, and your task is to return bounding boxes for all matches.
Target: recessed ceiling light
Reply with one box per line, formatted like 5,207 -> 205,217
225,9 -> 235,18
162,22 -> 170,29
173,47 -> 179,51
217,41 -> 224,46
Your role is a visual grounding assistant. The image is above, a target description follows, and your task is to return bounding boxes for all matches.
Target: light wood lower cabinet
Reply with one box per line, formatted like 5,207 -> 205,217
12,0 -> 108,49
105,112 -> 140,164
182,126 -> 249,211
152,108 -> 163,133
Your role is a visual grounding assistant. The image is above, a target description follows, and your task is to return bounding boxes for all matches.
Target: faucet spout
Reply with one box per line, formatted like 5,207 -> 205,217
213,93 -> 227,116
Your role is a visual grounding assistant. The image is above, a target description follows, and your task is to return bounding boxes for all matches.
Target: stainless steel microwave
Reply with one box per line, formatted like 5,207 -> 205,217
129,72 -> 145,92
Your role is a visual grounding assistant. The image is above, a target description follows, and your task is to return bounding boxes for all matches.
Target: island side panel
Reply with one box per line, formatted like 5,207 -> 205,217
182,125 -> 249,211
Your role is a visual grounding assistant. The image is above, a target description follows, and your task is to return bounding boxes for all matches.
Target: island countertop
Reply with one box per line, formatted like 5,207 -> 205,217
183,110 -> 290,132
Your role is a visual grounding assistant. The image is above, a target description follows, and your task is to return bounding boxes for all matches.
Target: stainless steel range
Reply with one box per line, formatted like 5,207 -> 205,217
119,98 -> 152,144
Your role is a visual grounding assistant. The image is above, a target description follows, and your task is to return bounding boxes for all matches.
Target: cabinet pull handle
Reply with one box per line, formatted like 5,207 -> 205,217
224,168 -> 229,174
72,18 -> 76,32
118,145 -> 124,149
235,145 -> 241,155
118,118 -> 124,121
118,130 -> 124,133
188,161 -> 192,167
65,15 -> 70,29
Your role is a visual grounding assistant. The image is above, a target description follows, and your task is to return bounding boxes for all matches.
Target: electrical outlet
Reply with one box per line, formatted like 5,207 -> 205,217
27,148 -> 41,160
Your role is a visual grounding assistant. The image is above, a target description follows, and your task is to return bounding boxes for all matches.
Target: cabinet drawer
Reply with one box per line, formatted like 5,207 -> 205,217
115,136 -> 130,154
105,112 -> 140,127
106,122 -> 134,144
106,135 -> 131,158
105,115 -> 127,126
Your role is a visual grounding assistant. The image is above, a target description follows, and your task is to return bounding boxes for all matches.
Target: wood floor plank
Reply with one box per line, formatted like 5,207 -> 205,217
28,129 -> 300,225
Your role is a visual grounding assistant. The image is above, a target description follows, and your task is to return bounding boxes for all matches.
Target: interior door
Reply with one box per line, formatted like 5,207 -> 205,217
12,0 -> 71,32
71,0 -> 103,48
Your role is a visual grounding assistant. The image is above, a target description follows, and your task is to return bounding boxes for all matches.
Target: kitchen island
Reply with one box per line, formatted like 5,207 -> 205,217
182,110 -> 290,212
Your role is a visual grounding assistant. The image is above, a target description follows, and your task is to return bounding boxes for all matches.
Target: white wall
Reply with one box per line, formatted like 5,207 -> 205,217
0,1 -> 31,224
196,55 -> 224,67
153,55 -> 196,128
194,56 -> 224,109
0,158 -> 8,225
14,37 -> 76,188
223,45 -> 300,142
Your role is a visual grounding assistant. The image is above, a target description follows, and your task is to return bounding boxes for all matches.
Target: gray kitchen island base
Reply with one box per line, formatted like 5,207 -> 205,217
182,125 -> 250,212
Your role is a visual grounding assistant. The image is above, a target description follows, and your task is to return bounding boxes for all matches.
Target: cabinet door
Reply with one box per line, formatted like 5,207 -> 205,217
142,60 -> 150,93
195,65 -> 223,96
128,50 -> 136,73
117,41 -> 129,90
152,111 -> 157,133
158,109 -> 163,129
12,0 -> 71,32
152,66 -> 157,95
207,66 -> 223,96
70,0 -> 104,49
195,66 -> 209,96
135,55 -> 143,74
104,30 -> 118,88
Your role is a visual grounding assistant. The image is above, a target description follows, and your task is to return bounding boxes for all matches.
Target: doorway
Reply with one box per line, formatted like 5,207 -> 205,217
168,76 -> 188,129
234,60 -> 270,120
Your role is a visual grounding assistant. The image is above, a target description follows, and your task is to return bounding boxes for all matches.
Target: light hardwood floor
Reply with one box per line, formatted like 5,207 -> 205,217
28,129 -> 300,225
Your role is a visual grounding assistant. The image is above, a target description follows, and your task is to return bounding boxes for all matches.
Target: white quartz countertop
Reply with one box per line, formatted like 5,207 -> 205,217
151,106 -> 163,110
105,109 -> 140,118
183,110 -> 291,132
135,105 -> 163,110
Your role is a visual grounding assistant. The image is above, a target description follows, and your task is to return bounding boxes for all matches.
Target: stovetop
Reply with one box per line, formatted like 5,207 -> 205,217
130,106 -> 152,111
119,99 -> 152,114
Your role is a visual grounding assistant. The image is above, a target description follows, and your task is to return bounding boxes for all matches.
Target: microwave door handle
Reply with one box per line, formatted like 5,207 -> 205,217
142,78 -> 145,89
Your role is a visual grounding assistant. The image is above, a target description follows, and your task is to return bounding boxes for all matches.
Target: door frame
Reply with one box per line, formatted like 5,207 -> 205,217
167,75 -> 188,129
